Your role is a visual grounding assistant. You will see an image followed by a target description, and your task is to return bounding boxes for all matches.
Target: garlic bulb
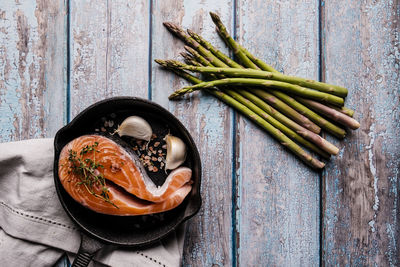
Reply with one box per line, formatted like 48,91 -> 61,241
115,116 -> 152,141
164,134 -> 187,170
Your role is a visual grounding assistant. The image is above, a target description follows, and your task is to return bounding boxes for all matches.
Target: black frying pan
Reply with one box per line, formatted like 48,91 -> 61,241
53,97 -> 202,266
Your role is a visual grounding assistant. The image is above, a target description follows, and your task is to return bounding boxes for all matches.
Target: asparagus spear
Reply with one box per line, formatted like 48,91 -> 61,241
179,50 -> 330,147
236,44 -> 356,118
295,98 -> 360,129
180,48 -> 329,145
181,28 -> 354,135
168,76 -> 344,106
181,33 -> 322,134
238,90 -> 339,155
239,44 -> 279,73
200,17 -> 351,135
180,51 -> 194,62
251,89 -> 321,134
156,59 -> 325,169
328,105 -> 355,117
163,22 -> 227,68
187,29 -> 243,69
209,12 -> 260,70
210,89 -> 325,169
155,59 -> 203,84
174,56 -> 338,155
180,52 -> 201,67
168,62 -> 348,97
183,46 -> 219,68
237,42 -> 353,122
237,45 -> 356,118
169,24 -> 346,140
209,11 -> 349,99
225,88 -> 331,158
272,91 -> 346,138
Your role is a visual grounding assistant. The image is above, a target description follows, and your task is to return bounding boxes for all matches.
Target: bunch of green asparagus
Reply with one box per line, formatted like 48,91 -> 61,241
155,12 -> 360,169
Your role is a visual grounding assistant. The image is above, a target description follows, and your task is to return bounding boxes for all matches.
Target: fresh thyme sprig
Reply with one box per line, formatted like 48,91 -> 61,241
68,142 -> 118,209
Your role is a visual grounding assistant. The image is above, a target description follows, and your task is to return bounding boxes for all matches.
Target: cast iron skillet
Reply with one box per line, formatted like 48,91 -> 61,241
53,97 -> 202,267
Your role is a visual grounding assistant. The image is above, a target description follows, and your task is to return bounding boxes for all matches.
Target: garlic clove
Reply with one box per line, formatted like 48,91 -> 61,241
164,134 -> 187,170
115,116 -> 153,141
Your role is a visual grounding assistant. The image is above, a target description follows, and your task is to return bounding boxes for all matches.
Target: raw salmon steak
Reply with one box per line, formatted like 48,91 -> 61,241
58,134 -> 192,215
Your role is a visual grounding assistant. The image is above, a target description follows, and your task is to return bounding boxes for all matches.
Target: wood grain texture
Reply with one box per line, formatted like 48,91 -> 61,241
150,1 -> 234,266
321,0 -> 400,266
235,1 -> 321,265
70,0 -> 149,116
2,0 -> 399,266
0,0 -> 66,141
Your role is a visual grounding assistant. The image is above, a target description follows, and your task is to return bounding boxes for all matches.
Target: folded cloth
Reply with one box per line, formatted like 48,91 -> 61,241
0,138 -> 185,267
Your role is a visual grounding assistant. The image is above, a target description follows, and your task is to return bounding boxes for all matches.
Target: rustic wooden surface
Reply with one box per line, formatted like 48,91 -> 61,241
321,0 -> 400,266
0,0 -> 66,141
0,0 -> 399,266
151,1 -> 234,266
236,1 -> 320,265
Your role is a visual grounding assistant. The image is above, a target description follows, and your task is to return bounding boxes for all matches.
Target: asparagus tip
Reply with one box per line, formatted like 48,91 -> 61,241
164,60 -> 185,69
163,21 -> 176,27
179,51 -> 189,58
154,59 -> 166,66
315,161 -> 325,169
184,45 -> 197,55
209,12 -> 220,22
180,52 -> 195,62
162,21 -> 173,28
163,22 -> 184,34
155,59 -> 185,70
186,29 -> 196,37
168,91 -> 183,100
187,29 -> 202,42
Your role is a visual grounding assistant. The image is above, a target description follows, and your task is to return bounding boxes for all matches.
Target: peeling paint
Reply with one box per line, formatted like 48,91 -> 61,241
0,0 -> 65,142
1,0 -> 398,266
322,0 -> 399,265
237,0 -> 320,266
151,1 -> 234,266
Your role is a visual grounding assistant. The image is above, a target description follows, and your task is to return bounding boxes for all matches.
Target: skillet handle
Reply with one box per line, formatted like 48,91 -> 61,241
72,233 -> 104,267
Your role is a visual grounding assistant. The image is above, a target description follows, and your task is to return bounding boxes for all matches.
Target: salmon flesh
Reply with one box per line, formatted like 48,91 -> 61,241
58,135 -> 192,216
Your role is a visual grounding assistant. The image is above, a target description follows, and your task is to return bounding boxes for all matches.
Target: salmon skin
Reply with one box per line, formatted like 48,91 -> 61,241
58,134 -> 192,215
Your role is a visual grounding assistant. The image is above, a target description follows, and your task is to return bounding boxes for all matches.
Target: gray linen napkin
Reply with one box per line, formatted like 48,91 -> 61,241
0,138 -> 185,267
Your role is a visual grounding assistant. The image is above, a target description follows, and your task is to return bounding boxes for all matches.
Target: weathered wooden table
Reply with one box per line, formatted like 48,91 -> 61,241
1,1 -> 399,266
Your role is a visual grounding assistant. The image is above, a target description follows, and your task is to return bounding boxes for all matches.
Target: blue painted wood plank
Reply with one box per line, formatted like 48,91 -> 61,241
235,0 -> 321,265
0,0 -> 67,142
321,0 -> 400,266
69,0 -> 149,116
150,1 -> 234,266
